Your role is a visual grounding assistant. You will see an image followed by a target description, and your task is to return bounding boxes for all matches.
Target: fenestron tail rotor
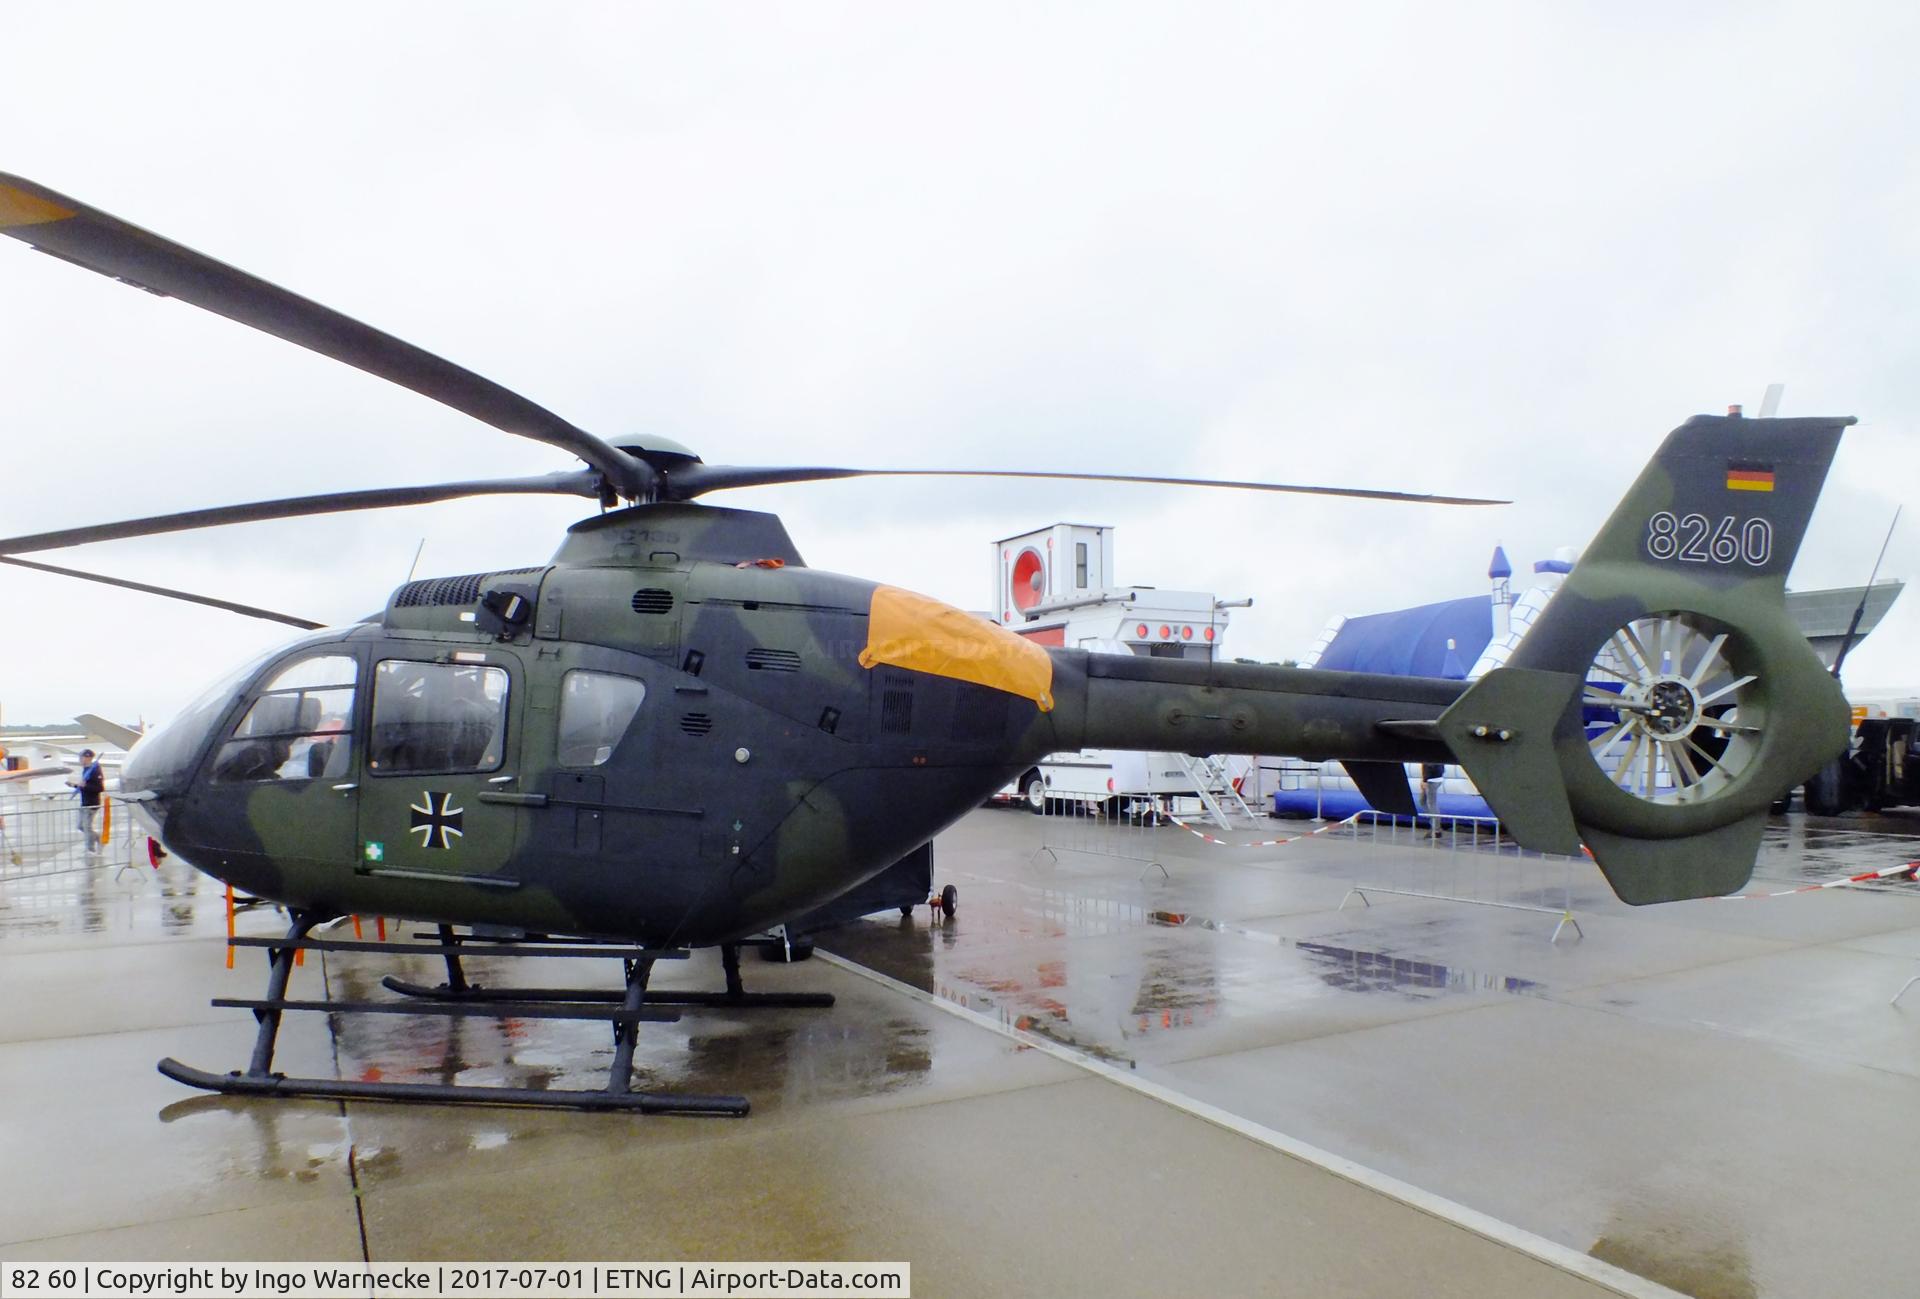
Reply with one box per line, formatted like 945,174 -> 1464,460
1442,413 -> 1854,904
1581,612 -> 1762,805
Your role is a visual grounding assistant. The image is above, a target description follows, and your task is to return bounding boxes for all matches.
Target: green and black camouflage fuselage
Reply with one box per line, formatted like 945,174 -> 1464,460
123,414 -> 1855,940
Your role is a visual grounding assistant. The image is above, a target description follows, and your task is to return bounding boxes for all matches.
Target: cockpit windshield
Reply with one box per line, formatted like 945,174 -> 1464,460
125,629 -> 354,794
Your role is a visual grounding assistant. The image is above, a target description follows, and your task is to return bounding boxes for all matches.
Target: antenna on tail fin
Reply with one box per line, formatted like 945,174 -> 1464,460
1831,507 -> 1900,679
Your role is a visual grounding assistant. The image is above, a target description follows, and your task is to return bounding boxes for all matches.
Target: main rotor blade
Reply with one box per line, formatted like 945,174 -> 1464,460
0,174 -> 652,499
0,556 -> 322,628
666,464 -> 1508,506
0,470 -> 601,554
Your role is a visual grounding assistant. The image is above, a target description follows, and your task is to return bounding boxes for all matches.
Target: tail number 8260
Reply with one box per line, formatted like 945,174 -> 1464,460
1646,511 -> 1773,567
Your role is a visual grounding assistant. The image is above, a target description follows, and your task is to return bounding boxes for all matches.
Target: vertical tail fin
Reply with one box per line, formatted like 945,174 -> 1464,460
1442,414 -> 1854,903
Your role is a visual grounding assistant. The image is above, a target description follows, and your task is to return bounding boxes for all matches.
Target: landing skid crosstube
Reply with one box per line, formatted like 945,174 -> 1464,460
157,914 -> 828,1114
382,929 -> 836,1010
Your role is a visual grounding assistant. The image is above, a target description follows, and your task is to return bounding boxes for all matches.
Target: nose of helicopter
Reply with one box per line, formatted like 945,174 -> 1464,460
120,726 -> 180,837
120,690 -> 232,835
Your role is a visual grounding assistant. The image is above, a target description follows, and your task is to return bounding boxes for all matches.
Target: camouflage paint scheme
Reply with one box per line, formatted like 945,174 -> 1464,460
121,414 -> 1853,940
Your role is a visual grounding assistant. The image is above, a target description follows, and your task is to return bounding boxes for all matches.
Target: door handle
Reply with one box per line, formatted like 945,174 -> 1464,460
478,791 -> 548,807
331,782 -> 358,792
488,774 -> 516,785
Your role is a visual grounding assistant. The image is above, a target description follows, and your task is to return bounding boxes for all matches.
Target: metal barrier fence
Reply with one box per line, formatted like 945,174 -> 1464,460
1031,799 -> 1173,879
0,791 -> 150,879
1331,811 -> 1587,943
1030,802 -> 1589,942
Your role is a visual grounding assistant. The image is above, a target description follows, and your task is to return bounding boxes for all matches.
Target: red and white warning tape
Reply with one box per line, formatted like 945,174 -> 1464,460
1158,805 -> 1920,903
1717,861 -> 1919,900
1158,809 -> 1364,848
1162,805 -> 1920,903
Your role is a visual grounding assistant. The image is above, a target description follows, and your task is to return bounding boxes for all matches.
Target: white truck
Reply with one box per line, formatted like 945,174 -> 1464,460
989,523 -> 1255,823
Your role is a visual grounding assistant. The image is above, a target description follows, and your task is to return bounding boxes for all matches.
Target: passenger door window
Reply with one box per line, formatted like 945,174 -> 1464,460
368,660 -> 509,775
557,670 -> 647,767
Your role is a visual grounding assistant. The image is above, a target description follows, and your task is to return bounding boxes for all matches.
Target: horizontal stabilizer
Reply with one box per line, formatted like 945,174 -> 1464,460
1436,668 -> 1584,855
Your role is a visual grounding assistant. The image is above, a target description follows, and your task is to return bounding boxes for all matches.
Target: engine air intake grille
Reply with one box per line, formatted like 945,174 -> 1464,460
395,567 -> 542,609
631,588 -> 674,614
745,648 -> 802,673
679,713 -> 714,737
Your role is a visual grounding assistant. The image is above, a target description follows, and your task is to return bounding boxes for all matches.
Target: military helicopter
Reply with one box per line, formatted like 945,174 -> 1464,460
0,172 -> 1852,1115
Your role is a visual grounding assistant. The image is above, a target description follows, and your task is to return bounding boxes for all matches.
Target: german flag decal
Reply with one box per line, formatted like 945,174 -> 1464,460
1726,462 -> 1776,492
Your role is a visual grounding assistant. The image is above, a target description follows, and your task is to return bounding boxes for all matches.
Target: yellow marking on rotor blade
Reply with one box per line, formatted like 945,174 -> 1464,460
0,183 -> 76,228
861,585 -> 1055,710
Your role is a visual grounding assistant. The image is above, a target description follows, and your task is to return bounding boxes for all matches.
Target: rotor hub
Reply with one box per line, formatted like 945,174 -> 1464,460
1643,678 -> 1699,737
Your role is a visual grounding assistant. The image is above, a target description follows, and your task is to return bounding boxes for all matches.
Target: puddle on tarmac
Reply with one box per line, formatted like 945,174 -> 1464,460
1589,1199 -> 1759,1299
821,882 -> 1546,1073
1290,939 -> 1541,996
1752,819 -> 1920,892
314,951 -> 934,1121
0,853 -> 220,939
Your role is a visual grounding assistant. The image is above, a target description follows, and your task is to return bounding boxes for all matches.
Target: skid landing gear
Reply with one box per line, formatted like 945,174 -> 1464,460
158,912 -> 752,1115
383,929 -> 835,1009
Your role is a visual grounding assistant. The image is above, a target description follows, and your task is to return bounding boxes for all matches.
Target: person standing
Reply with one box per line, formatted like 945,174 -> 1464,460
68,748 -> 105,856
1420,761 -> 1446,832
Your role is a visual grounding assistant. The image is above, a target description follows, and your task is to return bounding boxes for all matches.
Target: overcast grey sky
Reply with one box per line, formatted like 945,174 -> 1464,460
2,2 -> 1916,725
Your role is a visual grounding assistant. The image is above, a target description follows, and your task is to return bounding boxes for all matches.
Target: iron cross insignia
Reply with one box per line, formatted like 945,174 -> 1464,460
408,790 -> 465,849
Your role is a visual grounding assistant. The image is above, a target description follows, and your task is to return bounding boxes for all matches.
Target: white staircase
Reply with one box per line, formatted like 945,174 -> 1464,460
1173,754 -> 1260,831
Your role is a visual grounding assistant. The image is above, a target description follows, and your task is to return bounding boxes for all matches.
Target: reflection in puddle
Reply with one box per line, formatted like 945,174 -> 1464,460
153,1093 -> 353,1189
1293,941 -> 1540,996
1148,910 -> 1541,999
0,854 -> 218,939
930,979 -> 1136,1066
823,878 -> 1547,1075
313,950 -> 934,1125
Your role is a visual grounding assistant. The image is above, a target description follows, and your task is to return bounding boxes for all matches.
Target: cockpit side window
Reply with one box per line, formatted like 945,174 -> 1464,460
557,670 -> 646,767
212,654 -> 358,783
368,660 -> 508,775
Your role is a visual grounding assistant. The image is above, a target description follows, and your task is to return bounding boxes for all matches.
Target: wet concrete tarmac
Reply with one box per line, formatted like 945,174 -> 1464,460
821,808 -> 1920,1299
6,811 -> 1919,1296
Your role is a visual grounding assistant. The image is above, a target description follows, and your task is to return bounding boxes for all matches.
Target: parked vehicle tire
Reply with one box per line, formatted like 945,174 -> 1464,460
1803,758 -> 1854,817
1021,771 -> 1048,815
